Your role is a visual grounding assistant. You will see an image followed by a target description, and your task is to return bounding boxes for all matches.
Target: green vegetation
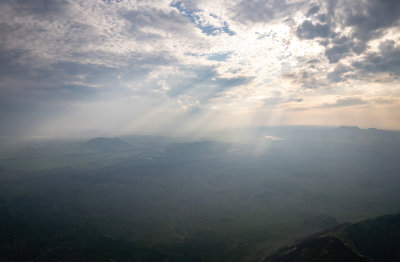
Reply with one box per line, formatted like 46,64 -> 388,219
0,127 -> 399,261
262,214 -> 400,262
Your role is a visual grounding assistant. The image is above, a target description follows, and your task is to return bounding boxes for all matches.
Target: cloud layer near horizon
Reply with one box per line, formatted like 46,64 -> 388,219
1,0 -> 400,136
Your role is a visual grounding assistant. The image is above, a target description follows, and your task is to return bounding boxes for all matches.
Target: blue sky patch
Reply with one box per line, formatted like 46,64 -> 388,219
207,52 -> 232,61
171,1 -> 235,36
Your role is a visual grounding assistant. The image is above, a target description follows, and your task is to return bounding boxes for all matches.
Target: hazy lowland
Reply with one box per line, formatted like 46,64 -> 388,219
1,126 -> 400,261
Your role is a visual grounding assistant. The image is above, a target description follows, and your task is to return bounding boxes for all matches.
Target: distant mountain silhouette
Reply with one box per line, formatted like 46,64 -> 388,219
84,137 -> 131,152
337,126 -> 361,131
262,213 -> 400,262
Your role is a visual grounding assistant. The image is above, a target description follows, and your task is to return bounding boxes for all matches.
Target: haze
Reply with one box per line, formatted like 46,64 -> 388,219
1,1 -> 400,262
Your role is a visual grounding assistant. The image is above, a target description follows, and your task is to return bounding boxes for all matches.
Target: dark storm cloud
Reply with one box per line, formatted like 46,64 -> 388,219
306,5 -> 320,17
325,0 -> 400,64
316,14 -> 327,23
352,40 -> 400,76
296,0 -> 400,66
322,38 -> 368,63
325,40 -> 400,83
343,0 -> 400,40
296,20 -> 331,39
324,43 -> 351,63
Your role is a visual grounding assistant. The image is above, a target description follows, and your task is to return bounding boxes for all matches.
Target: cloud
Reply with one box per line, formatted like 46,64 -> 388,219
324,40 -> 400,82
296,20 -> 331,39
171,2 -> 235,36
164,66 -> 254,103
283,70 -> 327,90
122,6 -> 194,40
294,0 -> 400,65
263,96 -> 303,107
319,97 -> 368,108
231,0 -> 302,24
0,0 -> 400,134
343,0 -> 400,40
327,63 -> 352,82
352,40 -> 400,76
306,5 -> 320,17
6,0 -> 67,16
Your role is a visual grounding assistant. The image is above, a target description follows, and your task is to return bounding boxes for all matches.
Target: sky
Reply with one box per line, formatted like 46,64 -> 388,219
0,0 -> 400,137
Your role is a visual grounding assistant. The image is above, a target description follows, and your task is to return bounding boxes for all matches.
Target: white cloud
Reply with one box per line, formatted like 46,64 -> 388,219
1,0 -> 400,135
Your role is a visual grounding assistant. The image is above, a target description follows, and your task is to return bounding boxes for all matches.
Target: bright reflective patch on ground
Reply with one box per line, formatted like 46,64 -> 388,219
264,135 -> 284,141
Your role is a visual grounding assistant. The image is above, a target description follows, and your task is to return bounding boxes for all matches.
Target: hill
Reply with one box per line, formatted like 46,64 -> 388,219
262,214 -> 400,262
84,137 -> 131,152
